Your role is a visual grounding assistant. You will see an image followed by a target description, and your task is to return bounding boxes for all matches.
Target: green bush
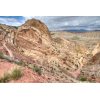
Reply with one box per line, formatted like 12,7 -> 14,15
80,77 -> 87,81
11,68 -> 22,80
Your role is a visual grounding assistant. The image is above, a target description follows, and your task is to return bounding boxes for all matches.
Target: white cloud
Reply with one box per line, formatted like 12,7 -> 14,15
23,16 -> 34,21
0,17 -> 23,26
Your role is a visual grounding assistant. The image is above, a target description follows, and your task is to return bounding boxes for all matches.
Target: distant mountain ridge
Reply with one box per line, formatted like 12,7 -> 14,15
52,29 -> 100,33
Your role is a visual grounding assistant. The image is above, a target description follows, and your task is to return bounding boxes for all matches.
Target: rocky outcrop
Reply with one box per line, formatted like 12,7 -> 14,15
89,43 -> 100,64
78,43 -> 100,82
17,18 -> 52,46
0,24 -> 17,58
92,43 -> 100,56
0,24 -> 17,44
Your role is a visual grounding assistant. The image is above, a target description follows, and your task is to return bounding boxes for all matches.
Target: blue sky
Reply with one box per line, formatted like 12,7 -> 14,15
0,16 -> 100,31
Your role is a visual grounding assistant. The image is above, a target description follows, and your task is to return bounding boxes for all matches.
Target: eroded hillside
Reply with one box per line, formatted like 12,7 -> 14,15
0,18 -> 100,83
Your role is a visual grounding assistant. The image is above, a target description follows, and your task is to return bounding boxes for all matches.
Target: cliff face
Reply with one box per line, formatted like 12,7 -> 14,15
0,18 -> 92,83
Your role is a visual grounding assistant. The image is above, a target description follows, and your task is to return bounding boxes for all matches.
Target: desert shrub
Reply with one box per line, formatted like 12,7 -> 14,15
32,65 -> 42,75
0,52 -> 13,62
4,56 -> 13,62
80,77 -> 87,81
0,73 -> 11,83
15,60 -> 25,66
0,52 -> 4,59
11,68 -> 22,80
12,26 -> 18,29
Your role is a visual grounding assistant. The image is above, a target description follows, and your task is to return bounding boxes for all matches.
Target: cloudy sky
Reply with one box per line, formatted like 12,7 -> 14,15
0,16 -> 100,32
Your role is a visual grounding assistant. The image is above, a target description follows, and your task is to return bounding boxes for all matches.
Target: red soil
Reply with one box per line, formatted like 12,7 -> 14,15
10,67 -> 48,83
0,59 -> 48,83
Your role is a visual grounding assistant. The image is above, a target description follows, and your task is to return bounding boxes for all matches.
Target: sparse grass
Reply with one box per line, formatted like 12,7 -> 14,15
0,73 -> 11,83
0,68 -> 23,83
11,68 -> 22,80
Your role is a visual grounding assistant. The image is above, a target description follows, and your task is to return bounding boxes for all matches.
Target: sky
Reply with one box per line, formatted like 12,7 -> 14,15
0,16 -> 100,32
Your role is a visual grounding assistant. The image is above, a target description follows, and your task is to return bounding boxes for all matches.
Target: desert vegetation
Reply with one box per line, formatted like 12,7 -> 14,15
0,68 -> 22,83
